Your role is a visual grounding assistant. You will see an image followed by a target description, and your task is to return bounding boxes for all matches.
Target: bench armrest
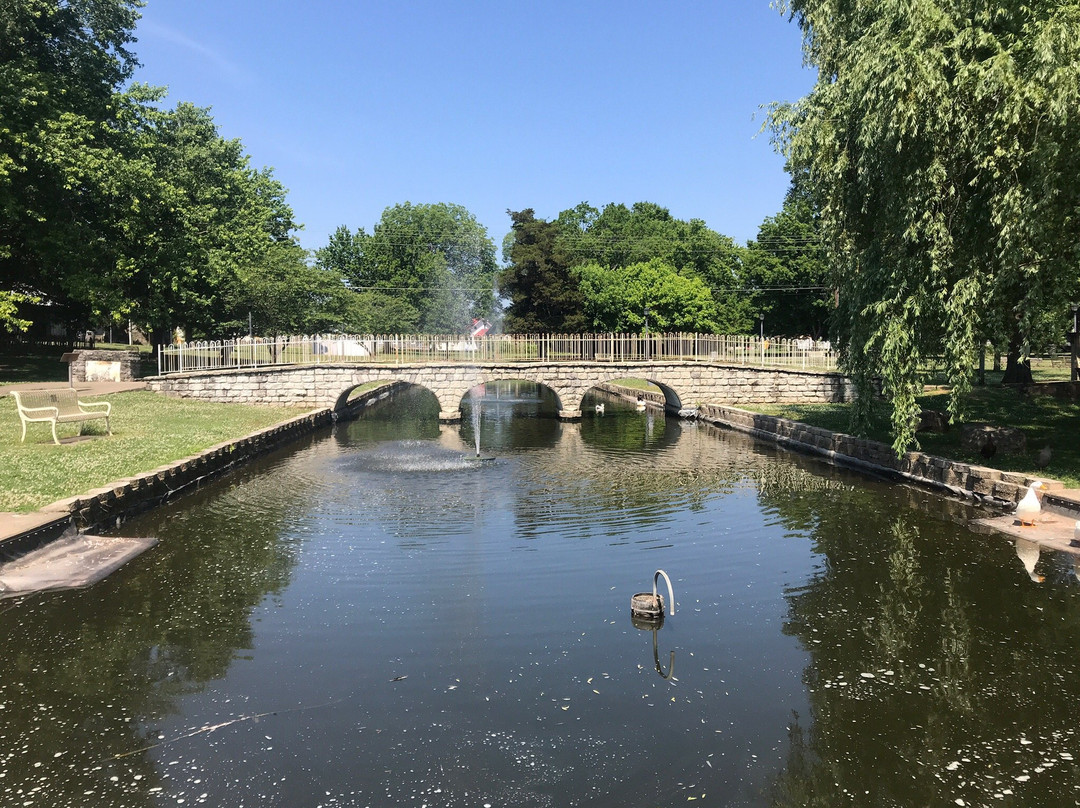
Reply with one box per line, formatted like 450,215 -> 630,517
77,400 -> 111,415
18,405 -> 60,419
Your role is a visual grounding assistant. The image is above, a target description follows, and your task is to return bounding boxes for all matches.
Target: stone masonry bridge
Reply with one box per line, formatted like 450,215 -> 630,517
146,360 -> 854,421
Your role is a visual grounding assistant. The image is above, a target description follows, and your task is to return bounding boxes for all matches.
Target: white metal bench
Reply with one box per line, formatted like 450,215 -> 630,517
10,388 -> 112,445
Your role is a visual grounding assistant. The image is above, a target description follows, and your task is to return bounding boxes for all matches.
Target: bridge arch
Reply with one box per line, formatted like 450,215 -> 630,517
443,377 -> 566,420
331,380 -> 438,414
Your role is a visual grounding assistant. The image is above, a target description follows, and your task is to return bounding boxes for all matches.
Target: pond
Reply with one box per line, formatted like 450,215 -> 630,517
3,382 -> 1080,807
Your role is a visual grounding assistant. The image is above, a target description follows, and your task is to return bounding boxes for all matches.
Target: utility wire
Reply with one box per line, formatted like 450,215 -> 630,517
348,284 -> 832,294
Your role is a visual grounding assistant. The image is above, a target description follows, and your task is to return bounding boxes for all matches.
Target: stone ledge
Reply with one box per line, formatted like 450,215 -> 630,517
698,403 -> 1062,508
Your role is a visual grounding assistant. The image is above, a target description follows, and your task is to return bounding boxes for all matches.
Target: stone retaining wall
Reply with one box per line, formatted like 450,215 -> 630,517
595,382 -> 666,407
2,385 -> 404,551
698,403 -> 1058,506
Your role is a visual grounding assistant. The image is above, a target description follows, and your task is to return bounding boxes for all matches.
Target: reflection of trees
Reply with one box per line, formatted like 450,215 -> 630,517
0,457 -> 304,807
760,481 -> 1080,806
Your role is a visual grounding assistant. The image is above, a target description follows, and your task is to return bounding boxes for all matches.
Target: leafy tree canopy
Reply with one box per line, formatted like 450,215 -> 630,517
577,258 -> 718,333
315,202 -> 498,333
498,209 -> 587,333
771,0 -> 1080,451
502,202 -> 756,333
1,0 -> 310,344
1,0 -> 143,318
742,172 -> 831,339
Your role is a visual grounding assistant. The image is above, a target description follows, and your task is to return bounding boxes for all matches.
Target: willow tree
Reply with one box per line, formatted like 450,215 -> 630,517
771,0 -> 1080,452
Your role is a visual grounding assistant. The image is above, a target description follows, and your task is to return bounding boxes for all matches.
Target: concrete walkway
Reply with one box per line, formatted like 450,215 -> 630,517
0,379 -> 147,397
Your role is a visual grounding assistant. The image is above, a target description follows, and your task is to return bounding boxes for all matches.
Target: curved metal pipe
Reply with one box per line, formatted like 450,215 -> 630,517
654,569 -> 675,616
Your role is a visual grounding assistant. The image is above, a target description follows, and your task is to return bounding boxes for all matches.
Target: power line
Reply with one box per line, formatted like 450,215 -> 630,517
347,284 -> 832,295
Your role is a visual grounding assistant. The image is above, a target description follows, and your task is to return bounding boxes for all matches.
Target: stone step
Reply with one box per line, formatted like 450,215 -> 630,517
1044,488 -> 1080,520
0,533 -> 157,597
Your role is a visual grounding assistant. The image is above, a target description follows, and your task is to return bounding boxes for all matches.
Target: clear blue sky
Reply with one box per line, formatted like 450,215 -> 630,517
130,1 -> 815,255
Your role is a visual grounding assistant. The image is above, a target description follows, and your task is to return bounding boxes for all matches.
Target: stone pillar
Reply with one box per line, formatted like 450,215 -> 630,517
62,350 -> 147,383
558,409 -> 582,420
439,410 -> 461,423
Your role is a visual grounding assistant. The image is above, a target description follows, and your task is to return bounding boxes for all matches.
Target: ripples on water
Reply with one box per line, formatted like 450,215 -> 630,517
2,384 -> 1080,807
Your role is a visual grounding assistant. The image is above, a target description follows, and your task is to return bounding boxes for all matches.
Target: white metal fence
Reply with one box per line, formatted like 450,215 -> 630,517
156,333 -> 837,375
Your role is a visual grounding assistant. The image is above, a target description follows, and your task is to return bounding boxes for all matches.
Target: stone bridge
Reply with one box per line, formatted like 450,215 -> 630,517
146,361 -> 854,421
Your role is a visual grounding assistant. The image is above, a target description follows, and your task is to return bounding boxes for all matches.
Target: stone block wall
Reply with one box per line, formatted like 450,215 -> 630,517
65,350 -> 149,383
699,403 -> 1057,506
48,408 -> 334,532
145,361 -> 857,414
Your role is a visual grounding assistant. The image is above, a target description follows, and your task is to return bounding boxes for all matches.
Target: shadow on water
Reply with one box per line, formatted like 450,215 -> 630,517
4,383 -> 1080,806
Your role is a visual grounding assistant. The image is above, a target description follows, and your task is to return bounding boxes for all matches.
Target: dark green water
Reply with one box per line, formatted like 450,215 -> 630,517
2,382 -> 1080,807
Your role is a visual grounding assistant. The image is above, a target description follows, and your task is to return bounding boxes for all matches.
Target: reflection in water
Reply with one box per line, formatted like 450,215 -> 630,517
627,619 -> 676,681
2,383 -> 1080,806
766,482 -> 1080,807
1015,537 -> 1045,583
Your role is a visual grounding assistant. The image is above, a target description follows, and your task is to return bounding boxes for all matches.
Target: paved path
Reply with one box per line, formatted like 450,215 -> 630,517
0,380 -> 147,397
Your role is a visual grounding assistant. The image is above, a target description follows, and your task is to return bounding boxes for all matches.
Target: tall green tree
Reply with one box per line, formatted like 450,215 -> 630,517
115,98 -> 300,343
771,0 -> 1080,451
576,258 -> 718,333
316,203 -> 498,334
1,1 -> 305,345
743,173 -> 831,338
555,201 -> 754,332
218,241 -> 368,337
499,208 -> 587,333
0,0 -> 143,328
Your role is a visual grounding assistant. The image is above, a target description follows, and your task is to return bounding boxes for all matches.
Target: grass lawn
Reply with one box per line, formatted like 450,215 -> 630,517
0,390 -> 315,512
610,377 -> 662,392
746,383 -> 1080,489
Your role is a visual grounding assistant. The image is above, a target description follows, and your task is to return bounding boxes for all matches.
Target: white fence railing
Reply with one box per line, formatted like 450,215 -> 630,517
156,333 -> 837,375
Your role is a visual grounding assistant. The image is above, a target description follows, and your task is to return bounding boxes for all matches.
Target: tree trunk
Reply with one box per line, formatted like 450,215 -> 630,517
150,327 -> 172,350
1002,329 -> 1033,385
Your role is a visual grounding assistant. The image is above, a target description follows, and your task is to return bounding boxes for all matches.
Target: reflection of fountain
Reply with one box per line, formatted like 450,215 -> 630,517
350,440 -> 488,472
630,614 -> 676,681
651,625 -> 675,680
472,387 -> 482,457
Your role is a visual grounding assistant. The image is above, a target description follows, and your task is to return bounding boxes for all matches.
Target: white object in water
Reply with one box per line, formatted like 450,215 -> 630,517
636,401 -> 646,411
595,403 -> 605,414
1015,538 -> 1044,583
1015,481 -> 1043,526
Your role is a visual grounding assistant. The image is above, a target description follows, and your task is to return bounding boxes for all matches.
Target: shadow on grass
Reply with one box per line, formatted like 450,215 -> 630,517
0,352 -> 69,384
